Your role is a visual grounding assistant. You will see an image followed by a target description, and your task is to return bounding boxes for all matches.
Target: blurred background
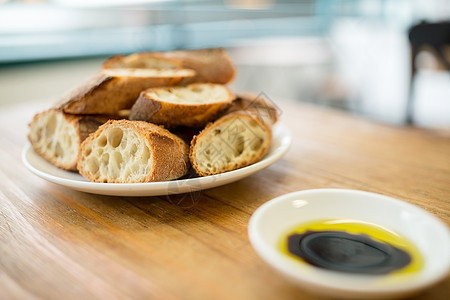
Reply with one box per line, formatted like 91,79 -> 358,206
0,0 -> 449,128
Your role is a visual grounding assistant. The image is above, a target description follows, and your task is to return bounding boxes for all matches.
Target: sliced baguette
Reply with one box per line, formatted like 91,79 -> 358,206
103,48 -> 236,84
129,83 -> 235,128
103,54 -> 183,69
55,67 -> 195,115
28,109 -> 109,171
189,111 -> 271,176
77,120 -> 189,183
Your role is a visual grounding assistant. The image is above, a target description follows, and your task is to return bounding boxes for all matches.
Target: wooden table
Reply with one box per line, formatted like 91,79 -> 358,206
1,98 -> 449,300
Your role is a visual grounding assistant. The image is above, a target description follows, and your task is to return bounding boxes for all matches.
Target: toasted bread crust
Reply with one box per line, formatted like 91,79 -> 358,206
77,120 -> 190,183
226,92 -> 279,128
162,48 -> 236,84
103,48 -> 236,84
189,111 -> 271,176
129,83 -> 235,128
56,69 -> 195,115
28,109 -> 108,171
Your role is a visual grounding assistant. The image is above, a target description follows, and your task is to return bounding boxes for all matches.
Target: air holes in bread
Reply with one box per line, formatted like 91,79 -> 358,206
97,135 -> 107,147
190,113 -> 271,176
108,128 -> 123,148
78,120 -> 189,183
28,109 -> 81,170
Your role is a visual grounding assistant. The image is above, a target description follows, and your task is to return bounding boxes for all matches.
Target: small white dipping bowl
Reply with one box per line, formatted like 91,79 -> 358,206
248,189 -> 450,299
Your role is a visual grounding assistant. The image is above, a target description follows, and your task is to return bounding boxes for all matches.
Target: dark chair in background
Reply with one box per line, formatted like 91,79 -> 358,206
406,21 -> 450,124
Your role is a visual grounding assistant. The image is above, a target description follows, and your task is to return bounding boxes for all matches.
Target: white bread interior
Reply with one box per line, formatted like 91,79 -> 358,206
80,126 -> 150,182
102,68 -> 194,78
145,83 -> 231,104
78,120 -> 189,183
28,109 -> 80,170
190,112 -> 271,176
129,83 -> 234,128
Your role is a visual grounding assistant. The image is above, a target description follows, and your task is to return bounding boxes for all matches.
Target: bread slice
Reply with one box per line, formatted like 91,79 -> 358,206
55,67 -> 195,115
189,111 -> 271,176
77,120 -> 189,183
103,48 -> 236,84
129,83 -> 235,128
28,109 -> 108,171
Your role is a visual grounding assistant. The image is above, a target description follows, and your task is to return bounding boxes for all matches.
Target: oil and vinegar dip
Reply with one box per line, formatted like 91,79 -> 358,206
280,219 -> 423,275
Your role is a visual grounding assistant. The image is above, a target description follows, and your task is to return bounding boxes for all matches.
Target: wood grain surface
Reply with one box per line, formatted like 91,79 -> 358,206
0,98 -> 449,300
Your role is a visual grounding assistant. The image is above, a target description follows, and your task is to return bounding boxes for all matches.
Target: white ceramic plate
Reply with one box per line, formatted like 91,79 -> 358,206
248,189 -> 450,299
22,122 -> 291,197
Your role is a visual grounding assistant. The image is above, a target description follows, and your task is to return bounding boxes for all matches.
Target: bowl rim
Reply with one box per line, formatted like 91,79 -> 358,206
248,188 -> 450,298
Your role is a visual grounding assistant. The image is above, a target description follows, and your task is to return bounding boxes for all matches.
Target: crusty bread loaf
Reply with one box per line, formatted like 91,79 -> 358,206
28,109 -> 108,171
226,92 -> 279,128
55,67 -> 195,115
77,120 -> 189,183
102,54 -> 183,69
162,48 -> 236,84
103,48 -> 236,84
189,111 -> 271,176
129,83 -> 235,128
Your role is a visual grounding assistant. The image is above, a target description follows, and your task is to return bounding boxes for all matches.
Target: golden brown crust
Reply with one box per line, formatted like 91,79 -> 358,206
28,109 -> 109,171
226,92 -> 279,128
162,48 -> 236,84
55,69 -> 195,115
103,48 -> 236,84
189,111 -> 272,176
129,83 -> 235,128
77,120 -> 190,183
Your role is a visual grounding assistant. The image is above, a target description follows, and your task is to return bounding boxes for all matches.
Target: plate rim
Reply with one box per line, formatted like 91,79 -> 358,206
22,122 -> 292,196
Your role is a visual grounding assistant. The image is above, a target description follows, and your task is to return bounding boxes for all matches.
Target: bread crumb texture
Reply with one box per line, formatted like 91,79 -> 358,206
102,68 -> 195,78
130,83 -> 234,128
191,112 -> 271,176
78,120 -> 189,183
147,83 -> 231,104
28,109 -> 79,170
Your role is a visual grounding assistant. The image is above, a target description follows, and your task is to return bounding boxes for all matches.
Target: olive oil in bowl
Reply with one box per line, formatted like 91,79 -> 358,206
279,219 -> 423,276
